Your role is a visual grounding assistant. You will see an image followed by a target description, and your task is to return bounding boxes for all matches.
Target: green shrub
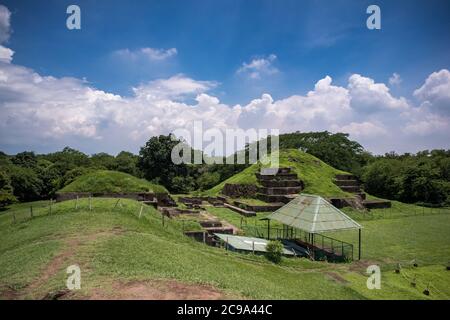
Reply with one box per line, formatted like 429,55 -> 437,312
266,240 -> 284,263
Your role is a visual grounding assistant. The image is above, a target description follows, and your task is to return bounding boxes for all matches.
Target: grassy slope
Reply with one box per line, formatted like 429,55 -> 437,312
0,199 -> 360,299
206,149 -> 350,197
59,170 -> 167,193
1,199 -> 449,299
205,205 -> 450,299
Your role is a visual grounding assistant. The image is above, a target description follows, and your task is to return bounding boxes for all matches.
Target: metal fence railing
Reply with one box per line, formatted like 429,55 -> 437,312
242,224 -> 354,262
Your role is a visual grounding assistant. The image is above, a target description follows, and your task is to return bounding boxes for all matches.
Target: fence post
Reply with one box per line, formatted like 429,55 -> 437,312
13,212 -> 16,224
75,195 -> 79,210
49,199 -> 52,215
252,241 -> 255,254
30,205 -> 33,219
89,196 -> 92,211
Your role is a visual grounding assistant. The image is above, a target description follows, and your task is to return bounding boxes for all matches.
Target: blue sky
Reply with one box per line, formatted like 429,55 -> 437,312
0,0 -> 449,155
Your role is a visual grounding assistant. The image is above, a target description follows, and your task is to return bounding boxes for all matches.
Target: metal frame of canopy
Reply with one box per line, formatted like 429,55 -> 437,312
264,194 -> 363,260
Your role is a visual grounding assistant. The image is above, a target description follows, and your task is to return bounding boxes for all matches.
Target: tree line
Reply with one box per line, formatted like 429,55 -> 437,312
1,132 -> 449,207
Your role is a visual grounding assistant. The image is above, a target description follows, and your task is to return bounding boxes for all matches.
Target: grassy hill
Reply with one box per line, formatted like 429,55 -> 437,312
1,198 -> 449,300
59,170 -> 167,194
206,149 -> 350,197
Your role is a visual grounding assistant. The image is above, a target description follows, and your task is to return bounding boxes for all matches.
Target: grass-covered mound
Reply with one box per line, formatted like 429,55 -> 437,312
206,149 -> 349,197
1,198 -> 448,300
59,170 -> 167,194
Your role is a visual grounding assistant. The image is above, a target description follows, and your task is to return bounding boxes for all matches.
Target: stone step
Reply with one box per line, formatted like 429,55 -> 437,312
257,194 -> 293,203
339,185 -> 362,193
260,180 -> 302,188
224,203 -> 257,217
260,167 -> 292,175
256,173 -> 299,181
334,179 -> 360,187
259,186 -> 302,195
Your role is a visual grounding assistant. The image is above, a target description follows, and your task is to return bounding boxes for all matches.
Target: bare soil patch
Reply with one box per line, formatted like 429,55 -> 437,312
22,228 -> 125,299
88,279 -> 226,300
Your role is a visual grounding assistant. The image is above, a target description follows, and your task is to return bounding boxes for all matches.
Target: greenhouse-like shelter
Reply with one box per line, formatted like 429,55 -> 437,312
213,233 -> 308,257
264,194 -> 362,261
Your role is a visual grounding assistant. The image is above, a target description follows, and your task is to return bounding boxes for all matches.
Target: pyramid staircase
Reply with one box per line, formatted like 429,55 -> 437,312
333,174 -> 391,209
256,167 -> 304,203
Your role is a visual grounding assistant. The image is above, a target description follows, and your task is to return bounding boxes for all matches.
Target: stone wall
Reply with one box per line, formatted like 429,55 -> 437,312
222,183 -> 258,198
55,192 -> 176,207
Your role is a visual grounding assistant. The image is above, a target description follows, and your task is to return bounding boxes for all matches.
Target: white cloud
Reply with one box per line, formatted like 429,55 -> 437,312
338,122 -> 387,138
0,4 -> 448,157
0,45 -> 13,63
414,69 -> 450,116
237,54 -> 279,79
348,74 -> 410,112
0,6 -> 13,64
132,74 -> 218,100
1,58 -> 449,155
0,5 -> 11,43
389,72 -> 402,86
114,47 -> 177,61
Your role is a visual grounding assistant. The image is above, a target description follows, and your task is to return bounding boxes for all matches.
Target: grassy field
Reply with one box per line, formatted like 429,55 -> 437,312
1,198 -> 448,300
205,149 -> 350,197
59,170 -> 167,193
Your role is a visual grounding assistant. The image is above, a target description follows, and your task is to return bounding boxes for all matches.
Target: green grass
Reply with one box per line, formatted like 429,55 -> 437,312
326,214 -> 450,266
59,170 -> 167,193
232,198 -> 271,206
206,149 -> 350,197
1,198 -> 449,300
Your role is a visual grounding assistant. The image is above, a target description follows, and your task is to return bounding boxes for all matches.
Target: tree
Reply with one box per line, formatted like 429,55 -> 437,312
115,151 -> 139,176
0,171 -> 16,207
138,135 -> 189,192
9,166 -> 42,201
266,240 -> 284,263
12,151 -> 38,168
90,153 -> 116,170
362,159 -> 402,199
266,131 -> 370,173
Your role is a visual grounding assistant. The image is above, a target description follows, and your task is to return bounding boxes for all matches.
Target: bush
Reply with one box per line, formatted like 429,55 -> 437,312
265,240 -> 284,263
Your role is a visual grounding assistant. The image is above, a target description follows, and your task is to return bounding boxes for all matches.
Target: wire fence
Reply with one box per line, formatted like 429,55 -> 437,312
242,224 -> 354,262
347,205 -> 450,221
3,197 -> 172,227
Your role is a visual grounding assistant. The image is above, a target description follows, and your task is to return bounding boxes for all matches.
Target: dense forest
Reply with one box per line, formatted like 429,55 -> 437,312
0,132 -> 449,207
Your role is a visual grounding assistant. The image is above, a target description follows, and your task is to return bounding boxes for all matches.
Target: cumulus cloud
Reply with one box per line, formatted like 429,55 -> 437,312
389,73 -> 402,86
0,5 -> 11,43
0,45 -> 13,63
414,69 -> 450,116
114,47 -> 177,61
1,55 -> 449,155
0,5 -> 13,64
348,74 -> 409,112
237,54 -> 279,79
0,5 -> 448,155
132,74 -> 218,100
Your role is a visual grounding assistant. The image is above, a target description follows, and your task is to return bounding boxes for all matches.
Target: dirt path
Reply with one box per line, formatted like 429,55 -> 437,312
200,211 -> 241,234
22,228 -> 124,299
88,279 -> 226,300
